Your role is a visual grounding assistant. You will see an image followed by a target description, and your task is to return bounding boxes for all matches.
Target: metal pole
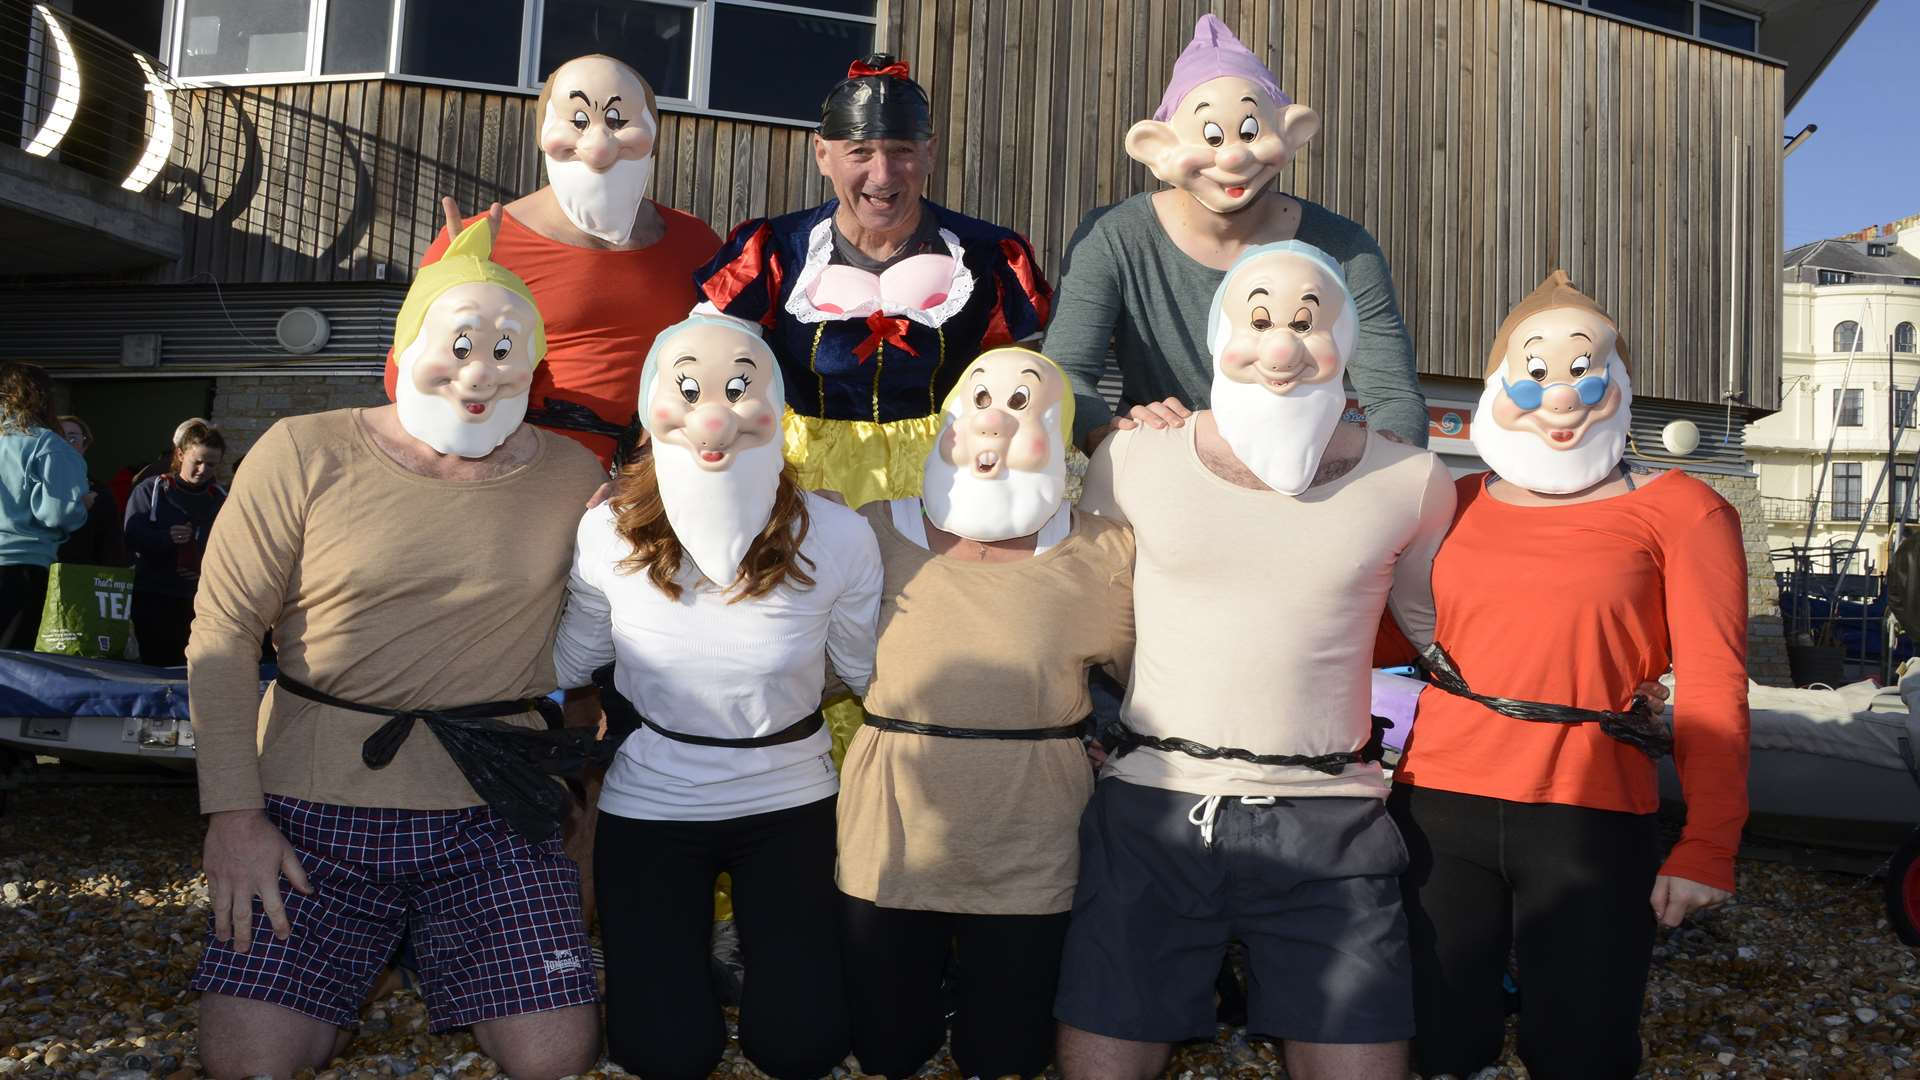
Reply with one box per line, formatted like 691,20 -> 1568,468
1891,330 -> 1902,681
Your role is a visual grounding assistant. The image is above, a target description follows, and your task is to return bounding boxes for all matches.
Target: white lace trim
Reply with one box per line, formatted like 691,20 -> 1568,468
781,214 -> 977,328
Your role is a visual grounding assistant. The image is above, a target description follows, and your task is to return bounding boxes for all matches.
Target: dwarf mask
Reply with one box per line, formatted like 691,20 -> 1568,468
1123,15 -> 1320,214
1208,241 -> 1357,495
638,314 -> 787,587
922,347 -> 1073,543
392,221 -> 545,458
1471,271 -> 1634,494
539,54 -> 660,245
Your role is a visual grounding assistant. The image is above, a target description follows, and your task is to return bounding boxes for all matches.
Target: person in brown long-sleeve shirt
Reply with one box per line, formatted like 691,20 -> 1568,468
185,221 -> 604,1080
837,348 -> 1134,1080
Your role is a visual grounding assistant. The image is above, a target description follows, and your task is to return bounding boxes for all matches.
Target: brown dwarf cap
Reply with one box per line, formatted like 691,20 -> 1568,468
1484,270 -> 1630,378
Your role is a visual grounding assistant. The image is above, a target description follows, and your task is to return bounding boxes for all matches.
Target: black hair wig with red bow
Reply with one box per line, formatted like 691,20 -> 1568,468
819,53 -> 933,141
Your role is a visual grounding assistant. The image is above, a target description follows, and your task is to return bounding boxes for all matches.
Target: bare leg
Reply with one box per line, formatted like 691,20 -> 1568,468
472,1003 -> 602,1080
1283,1038 -> 1409,1080
197,993 -> 349,1080
1056,1022 -> 1169,1080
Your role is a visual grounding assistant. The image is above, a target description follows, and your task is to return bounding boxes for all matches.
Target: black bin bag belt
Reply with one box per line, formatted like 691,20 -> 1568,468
1415,642 -> 1673,759
274,674 -> 598,844
591,664 -> 825,751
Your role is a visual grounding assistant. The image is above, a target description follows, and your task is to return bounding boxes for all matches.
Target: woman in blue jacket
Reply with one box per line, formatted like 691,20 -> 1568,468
0,362 -> 91,650
123,419 -> 226,667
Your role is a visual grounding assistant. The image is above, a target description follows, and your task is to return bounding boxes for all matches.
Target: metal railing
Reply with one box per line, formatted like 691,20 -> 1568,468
0,0 -> 182,195
1760,494 -> 1919,524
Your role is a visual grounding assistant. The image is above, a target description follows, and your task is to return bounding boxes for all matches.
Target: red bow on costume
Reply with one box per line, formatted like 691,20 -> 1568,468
851,311 -> 919,363
848,58 -> 911,79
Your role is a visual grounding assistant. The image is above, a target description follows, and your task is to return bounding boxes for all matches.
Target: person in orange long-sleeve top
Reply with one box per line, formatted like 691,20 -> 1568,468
1389,271 -> 1749,1080
385,54 -> 720,470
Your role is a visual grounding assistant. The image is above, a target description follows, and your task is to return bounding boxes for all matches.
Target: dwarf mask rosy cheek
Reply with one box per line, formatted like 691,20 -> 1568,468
1484,308 -> 1627,449
406,281 -> 539,415
1124,76 -> 1320,213
645,323 -> 783,471
539,58 -> 658,168
943,352 -> 1067,480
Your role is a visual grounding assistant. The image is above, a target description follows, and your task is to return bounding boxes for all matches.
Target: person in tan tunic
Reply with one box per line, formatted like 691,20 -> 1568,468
186,222 -> 606,1080
837,347 -> 1133,1080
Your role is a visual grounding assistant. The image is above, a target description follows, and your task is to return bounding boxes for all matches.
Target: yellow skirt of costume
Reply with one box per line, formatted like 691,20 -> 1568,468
782,409 -> 944,510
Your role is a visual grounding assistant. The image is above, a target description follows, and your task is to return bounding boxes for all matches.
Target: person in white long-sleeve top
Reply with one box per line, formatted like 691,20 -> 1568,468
553,314 -> 882,1080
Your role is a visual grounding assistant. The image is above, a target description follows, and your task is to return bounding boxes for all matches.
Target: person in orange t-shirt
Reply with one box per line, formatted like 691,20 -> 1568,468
1389,271 -> 1749,1080
385,54 -> 720,470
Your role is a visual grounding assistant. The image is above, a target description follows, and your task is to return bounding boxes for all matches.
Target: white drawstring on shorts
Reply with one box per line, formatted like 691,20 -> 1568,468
1187,793 -> 1277,848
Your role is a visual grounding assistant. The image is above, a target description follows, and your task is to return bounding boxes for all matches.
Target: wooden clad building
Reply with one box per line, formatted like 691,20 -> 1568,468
135,0 -> 1789,414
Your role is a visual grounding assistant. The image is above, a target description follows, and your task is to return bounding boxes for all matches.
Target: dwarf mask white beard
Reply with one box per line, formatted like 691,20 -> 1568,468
1209,372 -> 1348,495
546,154 -> 654,245
653,437 -> 785,587
394,338 -> 529,458
922,412 -> 1067,543
1471,359 -> 1634,495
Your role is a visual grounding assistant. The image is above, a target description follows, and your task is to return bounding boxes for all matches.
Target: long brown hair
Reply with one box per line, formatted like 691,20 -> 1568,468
610,451 -> 816,602
0,362 -> 55,434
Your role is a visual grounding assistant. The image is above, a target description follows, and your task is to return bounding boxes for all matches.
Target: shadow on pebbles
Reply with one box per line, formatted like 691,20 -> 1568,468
1,786 -> 1913,1079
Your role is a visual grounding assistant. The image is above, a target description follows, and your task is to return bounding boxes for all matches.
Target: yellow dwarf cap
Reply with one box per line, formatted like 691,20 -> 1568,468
392,221 -> 547,366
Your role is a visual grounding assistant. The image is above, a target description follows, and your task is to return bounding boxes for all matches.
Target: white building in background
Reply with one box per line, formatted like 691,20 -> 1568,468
1747,213 -> 1920,575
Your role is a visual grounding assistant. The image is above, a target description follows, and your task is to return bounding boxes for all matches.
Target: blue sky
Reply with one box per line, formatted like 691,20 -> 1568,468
1784,2 -> 1917,249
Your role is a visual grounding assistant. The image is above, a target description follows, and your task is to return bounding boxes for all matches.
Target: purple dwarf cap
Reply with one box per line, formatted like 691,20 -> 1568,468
1152,14 -> 1291,122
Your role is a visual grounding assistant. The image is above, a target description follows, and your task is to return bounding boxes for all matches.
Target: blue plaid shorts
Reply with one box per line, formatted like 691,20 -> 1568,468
190,795 -> 598,1031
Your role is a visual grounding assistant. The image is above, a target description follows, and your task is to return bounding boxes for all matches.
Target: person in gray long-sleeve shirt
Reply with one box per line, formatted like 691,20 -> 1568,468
1046,194 -> 1429,450
1045,13 -> 1428,454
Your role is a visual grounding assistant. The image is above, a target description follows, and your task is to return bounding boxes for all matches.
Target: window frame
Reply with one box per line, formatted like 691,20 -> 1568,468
1818,269 -> 1854,286
1542,0 -> 1768,61
1898,322 -> 1917,355
1897,388 -> 1916,430
1834,320 -> 1863,353
1894,462 -> 1917,522
1833,387 -> 1864,428
1832,462 -> 1863,521
163,0 -> 879,129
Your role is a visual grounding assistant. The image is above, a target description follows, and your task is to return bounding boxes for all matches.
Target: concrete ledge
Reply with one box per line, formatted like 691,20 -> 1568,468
0,144 -> 182,273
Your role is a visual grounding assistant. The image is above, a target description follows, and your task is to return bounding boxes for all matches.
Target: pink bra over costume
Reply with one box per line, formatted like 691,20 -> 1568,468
805,254 -> 958,317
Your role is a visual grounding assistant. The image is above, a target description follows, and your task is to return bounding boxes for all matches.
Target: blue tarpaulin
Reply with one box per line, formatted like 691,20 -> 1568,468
0,649 -> 271,721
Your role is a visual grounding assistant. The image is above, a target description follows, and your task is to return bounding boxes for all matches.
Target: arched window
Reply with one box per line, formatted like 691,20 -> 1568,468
1898,322 -> 1917,354
1835,320 -> 1863,352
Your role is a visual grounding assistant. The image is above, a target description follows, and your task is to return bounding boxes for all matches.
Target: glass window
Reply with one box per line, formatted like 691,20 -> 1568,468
178,0 -> 312,77
1898,322 -> 1917,354
1586,0 -> 1691,34
1819,269 -> 1853,285
1834,388 -> 1864,427
1697,5 -> 1758,51
1897,389 -> 1916,429
1869,243 -> 1891,256
397,0 -> 522,85
537,0 -> 696,101
322,0 -> 393,73
1895,464 -> 1916,521
1833,463 -> 1862,521
708,3 -> 875,122
1834,320 -> 1863,353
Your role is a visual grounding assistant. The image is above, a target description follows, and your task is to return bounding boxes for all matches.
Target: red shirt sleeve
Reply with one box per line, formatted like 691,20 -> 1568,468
1657,501 -> 1751,891
382,221 -> 464,401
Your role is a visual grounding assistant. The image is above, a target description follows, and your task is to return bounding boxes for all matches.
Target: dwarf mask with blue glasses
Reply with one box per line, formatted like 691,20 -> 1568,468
1471,270 -> 1635,495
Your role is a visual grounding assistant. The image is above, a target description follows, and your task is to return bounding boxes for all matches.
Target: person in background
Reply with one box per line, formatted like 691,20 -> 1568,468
55,415 -> 126,567
0,362 -> 91,649
1046,15 -> 1428,453
124,419 -> 227,667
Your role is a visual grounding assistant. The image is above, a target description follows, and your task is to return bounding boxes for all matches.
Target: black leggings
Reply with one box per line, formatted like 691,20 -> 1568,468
132,589 -> 196,667
841,894 -> 1069,1080
0,564 -> 48,650
1388,784 -> 1661,1080
595,797 -> 848,1080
